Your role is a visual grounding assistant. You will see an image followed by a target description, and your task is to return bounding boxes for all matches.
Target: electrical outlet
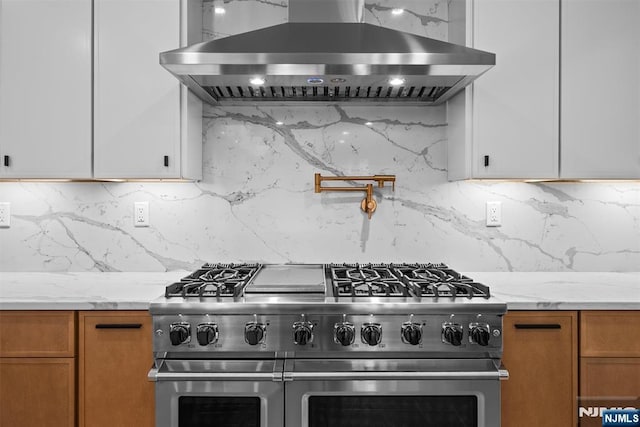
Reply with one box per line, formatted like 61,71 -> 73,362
134,202 -> 149,227
0,202 -> 10,227
486,201 -> 502,227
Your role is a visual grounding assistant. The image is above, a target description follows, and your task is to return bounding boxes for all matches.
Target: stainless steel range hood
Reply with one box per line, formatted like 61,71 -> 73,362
160,0 -> 495,105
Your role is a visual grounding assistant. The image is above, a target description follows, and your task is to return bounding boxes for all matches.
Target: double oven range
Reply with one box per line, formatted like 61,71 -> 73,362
149,263 -> 508,427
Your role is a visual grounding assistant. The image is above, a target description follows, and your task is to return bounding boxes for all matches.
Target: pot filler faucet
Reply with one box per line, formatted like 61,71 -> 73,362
314,173 -> 396,219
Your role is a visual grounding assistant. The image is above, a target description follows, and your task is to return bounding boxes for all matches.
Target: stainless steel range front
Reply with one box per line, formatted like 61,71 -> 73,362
149,263 -> 508,427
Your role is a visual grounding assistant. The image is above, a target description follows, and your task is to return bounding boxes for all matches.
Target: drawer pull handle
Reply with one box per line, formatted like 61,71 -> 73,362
514,323 -> 561,330
95,323 -> 142,329
3,155 -> 9,167
164,155 -> 169,167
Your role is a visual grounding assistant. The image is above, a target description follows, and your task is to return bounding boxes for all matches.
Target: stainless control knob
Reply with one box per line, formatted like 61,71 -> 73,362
244,320 -> 266,346
196,323 -> 219,346
401,322 -> 422,346
361,323 -> 382,346
442,323 -> 463,346
293,323 -> 313,345
469,324 -> 491,346
169,322 -> 190,346
334,322 -> 355,346
293,315 -> 314,345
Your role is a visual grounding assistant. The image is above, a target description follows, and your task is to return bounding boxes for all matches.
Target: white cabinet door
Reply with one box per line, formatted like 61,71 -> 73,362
561,0 -> 640,179
93,0 -> 182,179
0,0 -> 92,178
471,0 -> 560,179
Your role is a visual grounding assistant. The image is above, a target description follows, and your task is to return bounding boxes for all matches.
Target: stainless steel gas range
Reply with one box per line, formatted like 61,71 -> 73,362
149,263 -> 508,427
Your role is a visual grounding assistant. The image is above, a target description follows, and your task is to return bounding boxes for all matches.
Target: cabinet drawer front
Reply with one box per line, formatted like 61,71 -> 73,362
0,311 -> 75,357
580,358 -> 640,397
581,311 -> 640,357
0,358 -> 75,427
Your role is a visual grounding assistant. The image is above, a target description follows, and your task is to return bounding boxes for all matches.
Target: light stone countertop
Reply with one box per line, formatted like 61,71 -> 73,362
0,272 -> 187,310
466,272 -> 639,310
0,271 -> 638,311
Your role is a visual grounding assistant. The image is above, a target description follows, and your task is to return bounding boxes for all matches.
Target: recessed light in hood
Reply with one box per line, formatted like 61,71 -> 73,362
389,77 -> 406,86
160,0 -> 495,105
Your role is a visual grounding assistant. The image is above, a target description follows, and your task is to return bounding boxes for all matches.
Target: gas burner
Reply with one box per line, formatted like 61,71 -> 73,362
327,263 -> 490,299
393,264 -> 490,299
165,263 -> 262,298
328,263 -> 411,298
335,280 -> 410,297
409,267 -> 472,283
409,281 -> 490,299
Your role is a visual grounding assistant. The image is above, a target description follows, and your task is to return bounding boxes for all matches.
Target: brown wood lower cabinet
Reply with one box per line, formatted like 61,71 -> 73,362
79,311 -> 154,427
0,311 -> 76,427
0,358 -> 75,427
580,358 -> 640,396
579,310 -> 640,426
501,311 -> 578,427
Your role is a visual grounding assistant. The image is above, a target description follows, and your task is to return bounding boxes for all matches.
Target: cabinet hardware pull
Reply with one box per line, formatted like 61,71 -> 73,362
95,323 -> 142,329
484,155 -> 489,167
164,156 -> 169,167
514,324 -> 561,330
3,156 -> 9,167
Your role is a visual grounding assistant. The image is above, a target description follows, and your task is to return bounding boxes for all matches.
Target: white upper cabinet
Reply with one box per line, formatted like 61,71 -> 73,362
560,0 -> 640,179
93,0 -> 201,180
0,0 -> 92,178
448,0 -> 560,180
472,0 -> 559,179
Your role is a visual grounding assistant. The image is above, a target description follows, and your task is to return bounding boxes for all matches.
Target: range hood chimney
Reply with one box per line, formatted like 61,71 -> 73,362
160,0 -> 495,105
289,0 -> 364,23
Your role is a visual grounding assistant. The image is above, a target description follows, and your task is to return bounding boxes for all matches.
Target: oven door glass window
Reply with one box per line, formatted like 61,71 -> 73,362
308,395 -> 478,427
178,397 -> 260,427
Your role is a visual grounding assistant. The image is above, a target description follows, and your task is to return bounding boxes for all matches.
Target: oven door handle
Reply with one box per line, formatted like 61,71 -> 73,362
148,367 -> 284,382
286,369 -> 509,381
148,359 -> 285,382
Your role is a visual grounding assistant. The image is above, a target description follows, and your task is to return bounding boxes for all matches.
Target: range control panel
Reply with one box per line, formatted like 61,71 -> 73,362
153,313 -> 503,355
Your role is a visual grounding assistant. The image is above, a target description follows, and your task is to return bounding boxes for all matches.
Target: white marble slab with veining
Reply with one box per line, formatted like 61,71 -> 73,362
0,272 -> 638,310
0,272 -> 187,310
467,272 -> 640,310
1,1 -> 638,275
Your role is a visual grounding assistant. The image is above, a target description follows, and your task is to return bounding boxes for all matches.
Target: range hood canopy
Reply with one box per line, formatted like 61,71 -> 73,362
160,0 -> 495,105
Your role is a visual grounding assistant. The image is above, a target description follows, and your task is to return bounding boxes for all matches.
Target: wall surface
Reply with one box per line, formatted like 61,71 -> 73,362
0,0 -> 638,272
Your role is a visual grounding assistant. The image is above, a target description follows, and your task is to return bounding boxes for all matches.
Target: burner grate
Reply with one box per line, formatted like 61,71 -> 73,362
334,279 -> 410,297
165,263 -> 262,298
327,263 -> 490,300
329,263 -> 410,298
394,264 -> 490,299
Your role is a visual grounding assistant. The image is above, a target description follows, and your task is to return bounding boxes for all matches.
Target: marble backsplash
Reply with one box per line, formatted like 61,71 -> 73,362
1,102 -> 638,272
0,0 -> 638,272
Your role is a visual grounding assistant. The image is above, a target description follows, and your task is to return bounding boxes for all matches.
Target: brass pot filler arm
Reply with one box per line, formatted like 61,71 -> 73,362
314,173 -> 396,219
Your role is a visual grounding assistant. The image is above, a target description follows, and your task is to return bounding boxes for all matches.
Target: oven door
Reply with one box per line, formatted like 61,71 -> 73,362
149,359 -> 284,427
284,359 -> 508,427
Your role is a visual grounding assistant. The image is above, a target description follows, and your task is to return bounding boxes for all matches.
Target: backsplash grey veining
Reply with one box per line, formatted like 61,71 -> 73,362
0,0 -> 638,272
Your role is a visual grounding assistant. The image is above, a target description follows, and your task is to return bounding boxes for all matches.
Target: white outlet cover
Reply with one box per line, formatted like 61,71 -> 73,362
134,201 -> 150,227
0,202 -> 10,227
486,201 -> 502,227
